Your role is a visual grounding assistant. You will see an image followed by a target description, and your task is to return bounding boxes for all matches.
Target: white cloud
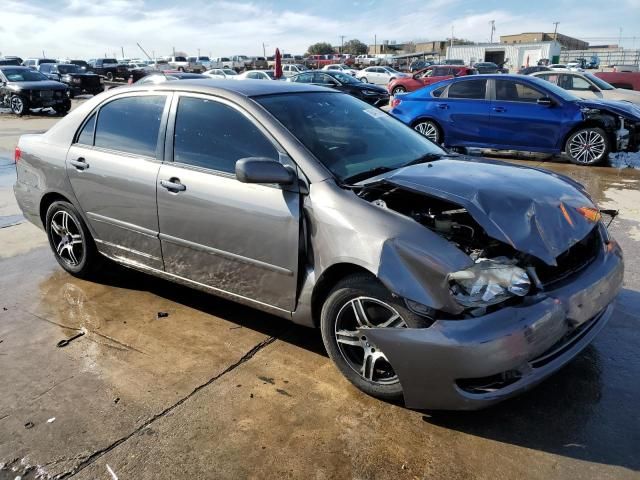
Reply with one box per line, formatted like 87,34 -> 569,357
0,0 -> 637,59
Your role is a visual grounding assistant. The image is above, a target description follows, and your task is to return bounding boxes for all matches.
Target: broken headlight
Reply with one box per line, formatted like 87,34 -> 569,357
448,258 -> 530,307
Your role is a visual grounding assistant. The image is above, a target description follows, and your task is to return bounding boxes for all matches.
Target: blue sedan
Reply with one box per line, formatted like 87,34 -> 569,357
389,74 -> 640,165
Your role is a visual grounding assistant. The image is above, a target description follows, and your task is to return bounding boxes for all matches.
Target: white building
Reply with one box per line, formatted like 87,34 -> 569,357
446,41 -> 562,71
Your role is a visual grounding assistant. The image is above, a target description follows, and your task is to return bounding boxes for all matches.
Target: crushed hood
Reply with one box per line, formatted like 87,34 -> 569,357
373,158 -> 598,266
576,98 -> 640,119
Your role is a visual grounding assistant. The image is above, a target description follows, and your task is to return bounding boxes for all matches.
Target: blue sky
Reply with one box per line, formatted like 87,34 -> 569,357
1,0 -> 639,59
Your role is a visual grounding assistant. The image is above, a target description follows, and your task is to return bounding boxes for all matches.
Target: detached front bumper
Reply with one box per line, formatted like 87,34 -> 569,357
366,238 -> 624,410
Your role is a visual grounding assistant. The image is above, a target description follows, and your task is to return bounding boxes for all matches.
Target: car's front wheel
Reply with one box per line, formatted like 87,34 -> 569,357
392,86 -> 406,95
45,201 -> 100,278
106,72 -> 114,81
361,77 -> 368,83
413,120 -> 441,143
10,95 -> 27,116
320,274 -> 430,402
565,127 -> 609,166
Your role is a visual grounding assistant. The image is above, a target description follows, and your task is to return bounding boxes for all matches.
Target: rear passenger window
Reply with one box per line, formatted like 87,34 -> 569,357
94,96 -> 166,157
173,97 -> 278,174
447,80 -> 486,99
76,113 -> 96,145
495,80 -> 544,103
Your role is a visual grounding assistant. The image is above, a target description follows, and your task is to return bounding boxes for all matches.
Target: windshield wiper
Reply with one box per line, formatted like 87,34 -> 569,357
341,166 -> 395,185
399,152 -> 444,168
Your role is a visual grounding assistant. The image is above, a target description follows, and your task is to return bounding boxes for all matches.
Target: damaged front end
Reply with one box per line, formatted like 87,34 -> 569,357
356,158 -> 624,409
580,102 -> 640,153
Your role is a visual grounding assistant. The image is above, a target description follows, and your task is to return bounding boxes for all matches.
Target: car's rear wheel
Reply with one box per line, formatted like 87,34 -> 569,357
392,86 -> 406,95
45,201 -> 100,278
320,274 -> 430,402
565,127 -> 609,166
414,120 -> 441,143
10,95 -> 27,116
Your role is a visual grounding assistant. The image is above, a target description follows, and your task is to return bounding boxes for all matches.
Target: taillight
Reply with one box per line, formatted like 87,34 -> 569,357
391,98 -> 402,108
14,146 -> 21,163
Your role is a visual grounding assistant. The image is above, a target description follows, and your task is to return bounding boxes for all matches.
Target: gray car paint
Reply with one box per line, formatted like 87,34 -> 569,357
13,79 -> 624,410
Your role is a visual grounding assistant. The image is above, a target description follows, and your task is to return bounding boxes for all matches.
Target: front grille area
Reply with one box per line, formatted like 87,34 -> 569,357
534,227 -> 601,287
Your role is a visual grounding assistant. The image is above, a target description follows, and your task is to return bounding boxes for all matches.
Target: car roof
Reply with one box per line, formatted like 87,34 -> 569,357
128,78 -> 330,97
0,65 -> 30,70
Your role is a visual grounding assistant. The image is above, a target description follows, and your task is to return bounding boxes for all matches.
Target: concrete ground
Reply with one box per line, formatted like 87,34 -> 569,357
1,104 -> 639,480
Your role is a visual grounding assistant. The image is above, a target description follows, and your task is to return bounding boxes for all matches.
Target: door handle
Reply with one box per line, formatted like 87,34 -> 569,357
160,178 -> 186,192
436,103 -> 449,110
492,106 -> 506,113
69,157 -> 89,170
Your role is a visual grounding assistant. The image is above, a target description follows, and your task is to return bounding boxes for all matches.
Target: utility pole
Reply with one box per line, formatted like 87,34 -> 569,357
198,48 -> 201,57
374,34 -> 377,55
450,25 -> 454,58
619,27 -> 623,48
489,20 -> 495,43
552,21 -> 559,41
173,46 -> 176,56
339,35 -> 346,53
262,42 -> 268,58
137,42 -> 153,61
121,46 -> 124,59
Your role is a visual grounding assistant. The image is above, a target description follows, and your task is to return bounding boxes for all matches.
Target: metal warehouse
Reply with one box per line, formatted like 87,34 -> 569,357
446,41 -> 562,70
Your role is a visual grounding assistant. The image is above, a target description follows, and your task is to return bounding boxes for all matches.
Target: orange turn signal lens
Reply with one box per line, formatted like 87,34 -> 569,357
577,207 -> 602,223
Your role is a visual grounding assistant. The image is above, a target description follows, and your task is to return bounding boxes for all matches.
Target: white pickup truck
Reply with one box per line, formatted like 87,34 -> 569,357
355,55 -> 381,67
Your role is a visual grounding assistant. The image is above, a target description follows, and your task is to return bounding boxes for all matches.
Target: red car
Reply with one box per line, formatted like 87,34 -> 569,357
594,72 -> 640,91
387,65 -> 477,95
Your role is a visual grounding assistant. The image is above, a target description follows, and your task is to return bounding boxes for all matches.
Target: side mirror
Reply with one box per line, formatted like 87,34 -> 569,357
537,97 -> 554,106
235,158 -> 294,185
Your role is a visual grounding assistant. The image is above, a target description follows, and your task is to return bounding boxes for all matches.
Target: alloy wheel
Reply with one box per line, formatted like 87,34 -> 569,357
393,86 -> 406,95
414,121 -> 439,143
50,210 -> 84,266
10,96 -> 24,115
569,130 -> 606,164
334,296 -> 406,385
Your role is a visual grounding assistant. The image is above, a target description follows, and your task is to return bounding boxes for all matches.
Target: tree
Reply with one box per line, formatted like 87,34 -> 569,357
307,42 -> 335,55
342,39 -> 368,55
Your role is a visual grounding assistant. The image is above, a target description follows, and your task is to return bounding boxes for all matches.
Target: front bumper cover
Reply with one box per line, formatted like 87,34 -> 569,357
365,239 -> 624,410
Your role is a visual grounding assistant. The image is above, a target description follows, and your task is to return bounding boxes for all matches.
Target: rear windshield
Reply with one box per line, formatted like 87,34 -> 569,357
174,56 -> 187,62
58,64 -> 81,74
103,59 -> 118,64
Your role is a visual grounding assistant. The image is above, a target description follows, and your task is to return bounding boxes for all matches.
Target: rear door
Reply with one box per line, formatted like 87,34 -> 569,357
66,92 -> 170,269
488,79 -> 564,150
437,78 -> 491,146
156,94 -> 300,311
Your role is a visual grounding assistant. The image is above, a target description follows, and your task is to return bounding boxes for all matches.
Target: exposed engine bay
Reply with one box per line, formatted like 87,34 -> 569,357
359,182 -> 603,314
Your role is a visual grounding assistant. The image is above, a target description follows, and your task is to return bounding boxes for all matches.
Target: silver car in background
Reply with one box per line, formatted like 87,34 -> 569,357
14,80 -> 623,410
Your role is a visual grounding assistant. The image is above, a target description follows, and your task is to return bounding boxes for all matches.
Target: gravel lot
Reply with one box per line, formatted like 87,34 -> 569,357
1,101 -> 639,480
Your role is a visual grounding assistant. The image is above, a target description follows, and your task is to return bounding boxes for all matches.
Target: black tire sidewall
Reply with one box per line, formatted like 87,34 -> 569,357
320,274 -> 429,402
565,127 -> 609,166
45,201 -> 96,277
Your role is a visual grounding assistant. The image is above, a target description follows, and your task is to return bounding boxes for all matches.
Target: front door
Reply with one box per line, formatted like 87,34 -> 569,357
156,94 -> 300,311
66,93 -> 169,269
488,79 -> 563,151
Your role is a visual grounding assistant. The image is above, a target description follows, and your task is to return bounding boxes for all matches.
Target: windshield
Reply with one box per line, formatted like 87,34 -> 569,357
384,67 -> 401,74
585,73 -> 615,90
198,56 -> 210,61
3,68 -> 48,81
333,72 -> 359,84
223,69 -> 237,75
265,71 -> 275,79
58,65 -> 81,74
256,92 -> 445,183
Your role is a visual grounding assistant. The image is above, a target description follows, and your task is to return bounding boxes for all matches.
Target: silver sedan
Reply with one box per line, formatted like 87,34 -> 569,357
14,80 -> 623,410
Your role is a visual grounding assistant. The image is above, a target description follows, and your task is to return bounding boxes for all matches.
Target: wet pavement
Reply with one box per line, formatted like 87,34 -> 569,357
1,110 -> 639,479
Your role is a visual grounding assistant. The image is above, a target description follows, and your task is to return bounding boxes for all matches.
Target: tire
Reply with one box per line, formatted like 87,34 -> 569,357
413,120 -> 441,144
392,86 -> 406,95
106,72 -> 114,81
178,67 -> 185,72
10,95 -> 27,116
320,273 -> 431,402
45,201 -> 100,278
565,127 -> 609,166
361,77 -> 368,83
54,101 -> 71,115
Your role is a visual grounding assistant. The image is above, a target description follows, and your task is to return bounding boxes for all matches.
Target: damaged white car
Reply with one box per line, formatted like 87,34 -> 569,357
14,80 -> 624,409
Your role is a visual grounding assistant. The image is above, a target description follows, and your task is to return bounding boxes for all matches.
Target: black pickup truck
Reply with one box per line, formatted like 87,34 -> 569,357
39,63 -> 103,97
87,58 -> 128,81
